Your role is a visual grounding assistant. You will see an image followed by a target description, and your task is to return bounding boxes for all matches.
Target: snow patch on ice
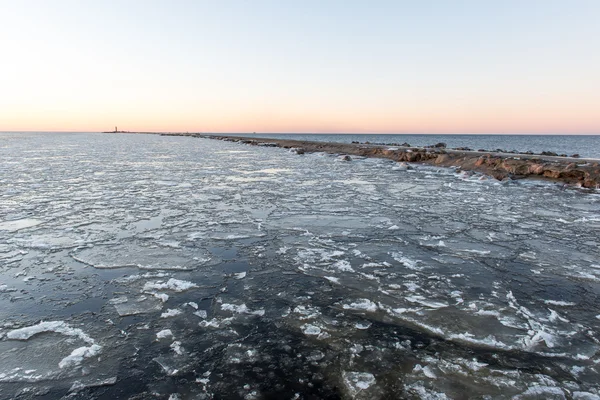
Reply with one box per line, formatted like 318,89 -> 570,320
156,329 -> 174,340
301,324 -> 322,336
343,299 -> 378,312
7,321 -> 94,344
161,309 -> 182,318
59,344 -> 102,369
544,300 -> 576,306
221,303 -> 265,316
143,278 -> 197,292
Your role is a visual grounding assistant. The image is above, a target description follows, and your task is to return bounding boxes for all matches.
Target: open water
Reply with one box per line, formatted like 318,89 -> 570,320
228,133 -> 600,159
0,132 -> 599,399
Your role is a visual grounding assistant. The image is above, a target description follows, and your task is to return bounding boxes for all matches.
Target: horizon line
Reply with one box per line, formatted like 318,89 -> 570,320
2,130 -> 600,136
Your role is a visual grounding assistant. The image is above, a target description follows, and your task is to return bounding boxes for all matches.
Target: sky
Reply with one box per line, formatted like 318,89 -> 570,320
1,0 -> 599,134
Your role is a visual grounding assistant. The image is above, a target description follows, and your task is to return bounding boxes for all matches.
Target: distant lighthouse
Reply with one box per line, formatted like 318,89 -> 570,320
114,126 -> 118,133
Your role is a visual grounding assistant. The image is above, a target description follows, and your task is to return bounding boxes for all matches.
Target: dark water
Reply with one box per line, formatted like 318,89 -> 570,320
227,133 -> 600,159
1,132 -> 599,399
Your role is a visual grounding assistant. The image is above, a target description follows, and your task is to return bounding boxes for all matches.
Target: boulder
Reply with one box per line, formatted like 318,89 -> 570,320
406,152 -> 420,162
541,151 -> 558,156
474,157 -> 487,167
528,164 -> 545,175
501,160 -> 530,175
543,167 -> 562,179
490,171 -> 508,181
434,154 -> 450,165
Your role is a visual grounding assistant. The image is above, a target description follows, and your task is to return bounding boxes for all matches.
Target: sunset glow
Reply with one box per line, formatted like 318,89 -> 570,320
1,0 -> 599,134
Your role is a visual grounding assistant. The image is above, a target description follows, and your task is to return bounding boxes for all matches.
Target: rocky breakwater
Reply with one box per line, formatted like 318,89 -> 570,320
192,134 -> 600,189
431,152 -> 600,188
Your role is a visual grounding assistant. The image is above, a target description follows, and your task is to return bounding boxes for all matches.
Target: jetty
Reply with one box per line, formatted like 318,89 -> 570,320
109,131 -> 600,188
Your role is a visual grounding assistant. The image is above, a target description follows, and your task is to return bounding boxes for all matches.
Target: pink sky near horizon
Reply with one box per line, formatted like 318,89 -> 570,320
1,1 -> 599,134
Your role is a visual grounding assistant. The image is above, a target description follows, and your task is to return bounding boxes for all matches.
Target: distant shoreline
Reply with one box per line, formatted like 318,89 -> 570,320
113,131 -> 600,189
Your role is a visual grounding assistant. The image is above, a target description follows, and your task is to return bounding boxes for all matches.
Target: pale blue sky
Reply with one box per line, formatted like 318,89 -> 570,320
1,0 -> 599,133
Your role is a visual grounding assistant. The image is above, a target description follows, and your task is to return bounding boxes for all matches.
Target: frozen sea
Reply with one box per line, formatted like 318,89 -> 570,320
1,132 -> 600,399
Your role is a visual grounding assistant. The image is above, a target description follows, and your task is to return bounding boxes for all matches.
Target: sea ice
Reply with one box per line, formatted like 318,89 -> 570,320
7,321 -> 94,344
156,329 -> 174,340
343,299 -> 378,312
114,297 -> 163,316
170,341 -> 184,355
301,324 -> 322,335
161,309 -> 183,318
143,278 -> 198,292
221,303 -> 265,316
342,371 -> 376,396
58,344 -> 102,369
0,218 -> 43,232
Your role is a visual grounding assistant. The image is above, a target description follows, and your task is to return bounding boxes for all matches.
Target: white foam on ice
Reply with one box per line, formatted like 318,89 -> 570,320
355,321 -> 372,330
343,299 -> 378,312
199,317 -> 233,328
362,262 -> 386,268
405,295 -> 449,309
544,300 -> 576,306
404,382 -> 449,399
548,309 -> 569,323
69,377 -> 117,393
161,309 -> 182,318
292,305 -> 321,320
331,260 -> 354,272
413,364 -> 437,379
221,303 -> 265,316
143,278 -> 198,292
301,324 -> 322,335
516,386 -> 566,398
115,272 -> 169,283
7,321 -> 94,344
153,292 -> 170,302
448,333 -> 511,350
58,344 -> 102,369
523,330 -> 558,350
170,341 -> 184,355
233,272 -> 246,279
6,321 -> 102,371
390,252 -> 423,270
156,329 -> 174,340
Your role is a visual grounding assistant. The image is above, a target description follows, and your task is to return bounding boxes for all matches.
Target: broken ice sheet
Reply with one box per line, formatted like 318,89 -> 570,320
113,296 -> 163,316
2,133 -> 600,398
342,371 -> 376,397
0,218 -> 43,232
0,321 -> 102,382
71,242 -> 212,270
